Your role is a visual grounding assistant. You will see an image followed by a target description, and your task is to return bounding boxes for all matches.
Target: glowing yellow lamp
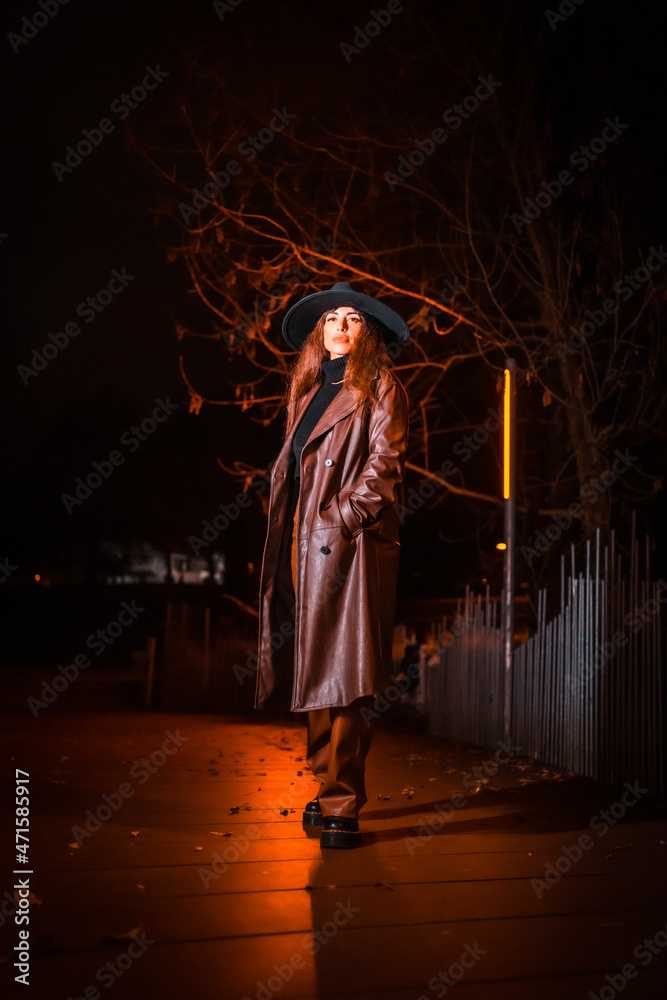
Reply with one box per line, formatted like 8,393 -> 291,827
503,367 -> 511,499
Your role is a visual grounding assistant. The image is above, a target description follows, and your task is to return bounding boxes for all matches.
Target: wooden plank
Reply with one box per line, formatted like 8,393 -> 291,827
25,875 -> 667,951
25,840 -> 666,885
3,710 -> 667,1000
24,914 -> 667,1000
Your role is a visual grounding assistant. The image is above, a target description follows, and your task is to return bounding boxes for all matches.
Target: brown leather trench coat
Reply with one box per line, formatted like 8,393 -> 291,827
255,366 -> 409,712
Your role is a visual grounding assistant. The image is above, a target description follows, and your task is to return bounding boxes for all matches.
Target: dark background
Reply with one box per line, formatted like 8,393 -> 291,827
3,0 -> 666,662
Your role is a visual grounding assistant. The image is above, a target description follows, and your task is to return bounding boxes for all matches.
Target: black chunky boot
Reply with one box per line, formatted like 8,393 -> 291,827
302,798 -> 324,829
320,816 -> 361,849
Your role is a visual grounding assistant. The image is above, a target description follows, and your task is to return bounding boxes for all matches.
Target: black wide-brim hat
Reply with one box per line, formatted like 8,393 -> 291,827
281,281 -> 411,350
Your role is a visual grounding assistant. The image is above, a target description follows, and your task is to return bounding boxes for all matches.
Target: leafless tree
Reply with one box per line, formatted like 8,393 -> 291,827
131,0 -> 665,575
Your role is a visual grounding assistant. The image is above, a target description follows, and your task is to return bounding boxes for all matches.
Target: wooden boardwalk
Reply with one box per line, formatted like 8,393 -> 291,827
1,707 -> 666,999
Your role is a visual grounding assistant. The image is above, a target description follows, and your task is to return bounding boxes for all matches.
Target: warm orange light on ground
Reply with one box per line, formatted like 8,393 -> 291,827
34,574 -> 41,581
503,367 -> 511,499
496,542 -> 507,550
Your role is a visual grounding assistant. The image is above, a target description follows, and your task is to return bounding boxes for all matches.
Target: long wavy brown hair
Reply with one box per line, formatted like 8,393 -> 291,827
283,307 -> 390,437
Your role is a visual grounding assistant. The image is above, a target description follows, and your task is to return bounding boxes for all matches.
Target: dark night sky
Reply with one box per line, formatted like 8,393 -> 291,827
3,0 -> 666,591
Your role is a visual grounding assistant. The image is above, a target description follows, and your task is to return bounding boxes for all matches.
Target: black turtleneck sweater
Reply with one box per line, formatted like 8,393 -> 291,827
291,354 -> 349,481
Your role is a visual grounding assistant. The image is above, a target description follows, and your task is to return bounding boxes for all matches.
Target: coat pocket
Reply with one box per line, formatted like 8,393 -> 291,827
334,490 -> 365,538
319,493 -> 355,543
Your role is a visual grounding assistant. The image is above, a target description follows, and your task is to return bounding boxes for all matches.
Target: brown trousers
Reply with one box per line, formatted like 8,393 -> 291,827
291,495 -> 375,819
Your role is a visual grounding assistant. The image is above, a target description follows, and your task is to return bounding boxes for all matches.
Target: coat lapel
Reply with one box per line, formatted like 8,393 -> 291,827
274,380 -> 362,471
302,384 -> 362,450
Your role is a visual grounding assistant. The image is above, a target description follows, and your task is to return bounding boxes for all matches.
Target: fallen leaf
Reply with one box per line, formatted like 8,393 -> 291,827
210,832 -> 232,837
136,882 -> 146,890
100,923 -> 145,945
376,794 -> 391,800
194,847 -> 204,851
67,843 -> 80,849
131,831 -> 140,838
279,808 -> 288,816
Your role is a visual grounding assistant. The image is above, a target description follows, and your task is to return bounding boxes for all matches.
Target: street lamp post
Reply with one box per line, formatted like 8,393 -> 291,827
502,358 -> 517,744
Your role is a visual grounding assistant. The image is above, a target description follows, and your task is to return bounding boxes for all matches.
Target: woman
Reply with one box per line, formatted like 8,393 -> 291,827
255,281 -> 410,848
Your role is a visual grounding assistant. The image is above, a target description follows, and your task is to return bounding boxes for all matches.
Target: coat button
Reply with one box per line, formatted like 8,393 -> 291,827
320,546 -> 331,554
324,458 -> 334,466
319,501 -> 326,510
